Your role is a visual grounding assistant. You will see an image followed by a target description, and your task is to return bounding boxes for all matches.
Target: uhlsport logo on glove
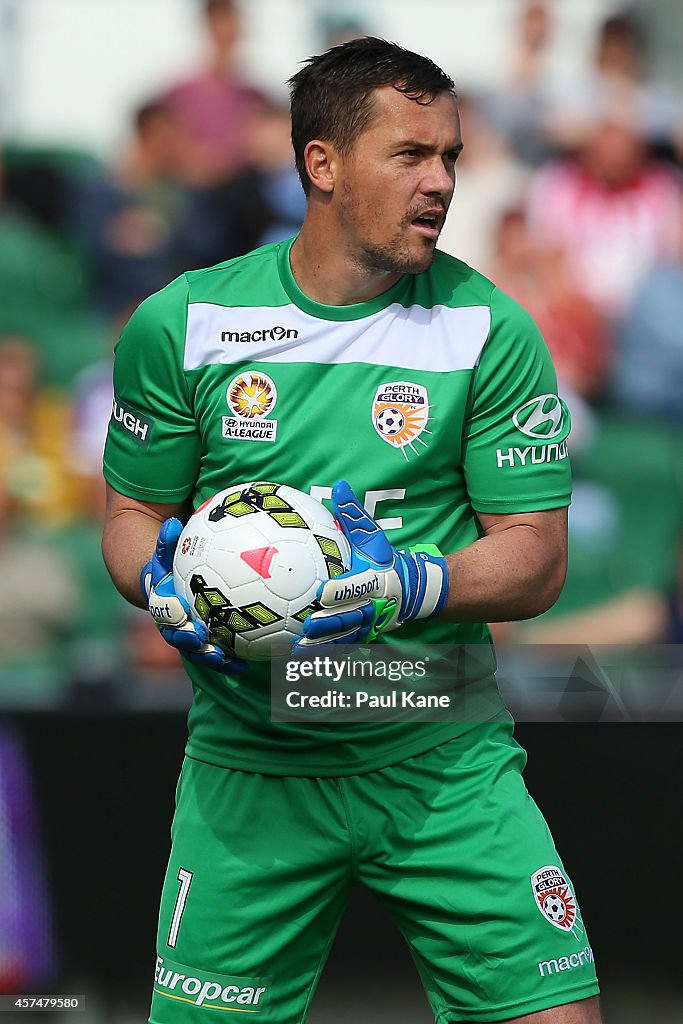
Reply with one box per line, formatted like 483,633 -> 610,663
332,573 -> 379,602
295,481 -> 449,648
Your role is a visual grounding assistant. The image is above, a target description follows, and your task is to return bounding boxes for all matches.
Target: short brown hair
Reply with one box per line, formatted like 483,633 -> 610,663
288,37 -> 456,195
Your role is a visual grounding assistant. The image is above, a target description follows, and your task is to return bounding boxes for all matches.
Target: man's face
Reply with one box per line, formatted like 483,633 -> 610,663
586,118 -> 645,187
333,86 -> 462,276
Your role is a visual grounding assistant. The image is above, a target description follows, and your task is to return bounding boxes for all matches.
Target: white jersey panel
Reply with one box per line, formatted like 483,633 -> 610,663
184,302 -> 491,373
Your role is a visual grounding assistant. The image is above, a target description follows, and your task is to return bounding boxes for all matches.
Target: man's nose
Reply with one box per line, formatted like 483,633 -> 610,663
421,157 -> 455,197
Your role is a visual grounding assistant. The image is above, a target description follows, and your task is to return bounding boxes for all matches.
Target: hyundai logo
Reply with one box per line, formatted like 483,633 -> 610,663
512,395 -> 565,439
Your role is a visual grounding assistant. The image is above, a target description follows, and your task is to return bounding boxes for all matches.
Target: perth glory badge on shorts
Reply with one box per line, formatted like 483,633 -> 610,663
531,865 -> 584,937
372,381 -> 431,460
223,371 -> 278,442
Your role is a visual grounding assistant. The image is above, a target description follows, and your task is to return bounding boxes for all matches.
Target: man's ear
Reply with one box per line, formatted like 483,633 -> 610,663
303,139 -> 337,194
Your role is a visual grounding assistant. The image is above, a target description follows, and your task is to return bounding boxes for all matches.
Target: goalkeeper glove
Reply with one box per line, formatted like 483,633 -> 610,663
294,480 -> 449,649
141,518 -> 241,674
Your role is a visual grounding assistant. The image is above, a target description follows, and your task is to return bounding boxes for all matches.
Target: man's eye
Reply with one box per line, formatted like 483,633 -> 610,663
400,150 -> 421,158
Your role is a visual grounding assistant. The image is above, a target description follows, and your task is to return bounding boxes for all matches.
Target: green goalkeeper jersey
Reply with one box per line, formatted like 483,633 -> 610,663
104,237 -> 571,776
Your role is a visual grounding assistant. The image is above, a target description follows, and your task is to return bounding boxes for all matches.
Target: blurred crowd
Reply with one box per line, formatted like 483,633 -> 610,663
1,0 -> 683,708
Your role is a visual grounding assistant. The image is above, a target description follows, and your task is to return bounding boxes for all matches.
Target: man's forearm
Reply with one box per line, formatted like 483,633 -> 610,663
443,523 -> 566,623
102,486 -> 190,608
102,509 -> 168,608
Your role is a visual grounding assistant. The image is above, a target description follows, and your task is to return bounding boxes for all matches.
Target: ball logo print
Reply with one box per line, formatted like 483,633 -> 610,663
531,865 -> 584,937
512,395 -> 565,439
375,408 -> 405,436
372,382 -> 431,460
172,482 -> 351,660
542,892 -> 571,925
227,372 -> 277,419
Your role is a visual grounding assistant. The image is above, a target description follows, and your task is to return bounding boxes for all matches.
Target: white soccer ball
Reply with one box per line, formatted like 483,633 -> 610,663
375,408 -> 405,436
173,482 -> 351,661
542,894 -> 567,923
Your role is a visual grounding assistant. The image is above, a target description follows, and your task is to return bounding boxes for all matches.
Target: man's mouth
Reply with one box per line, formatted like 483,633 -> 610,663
410,210 -> 443,238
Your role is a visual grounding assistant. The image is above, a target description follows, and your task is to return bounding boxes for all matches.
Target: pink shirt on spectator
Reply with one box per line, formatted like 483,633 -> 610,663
527,159 -> 683,315
164,72 -> 267,184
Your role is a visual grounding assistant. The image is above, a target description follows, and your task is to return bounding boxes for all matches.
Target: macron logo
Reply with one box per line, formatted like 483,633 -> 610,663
538,946 -> 594,977
221,326 -> 298,343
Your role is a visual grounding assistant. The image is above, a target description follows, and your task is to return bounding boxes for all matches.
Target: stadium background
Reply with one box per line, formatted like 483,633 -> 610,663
1,0 -> 682,1020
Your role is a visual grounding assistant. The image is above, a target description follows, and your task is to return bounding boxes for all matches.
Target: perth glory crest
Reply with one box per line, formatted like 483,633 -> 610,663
372,381 -> 431,460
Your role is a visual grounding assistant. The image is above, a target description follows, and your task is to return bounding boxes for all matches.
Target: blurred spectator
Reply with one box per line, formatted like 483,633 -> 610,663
526,100 -> 683,316
162,0 -> 268,187
437,93 -> 530,273
544,9 -> 682,157
481,1 -> 557,166
486,207 -> 609,401
176,98 -> 305,269
317,12 -> 370,49
0,156 -> 81,309
0,336 -> 81,528
2,153 -> 72,234
70,356 -> 114,521
66,314 -> 182,685
0,154 -> 107,387
610,214 -> 683,424
73,99 -> 186,315
0,477 -> 79,697
249,101 -> 306,247
506,1 -> 552,93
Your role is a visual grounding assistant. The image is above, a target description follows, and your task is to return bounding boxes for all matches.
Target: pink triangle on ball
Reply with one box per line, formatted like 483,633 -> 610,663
240,546 -> 278,579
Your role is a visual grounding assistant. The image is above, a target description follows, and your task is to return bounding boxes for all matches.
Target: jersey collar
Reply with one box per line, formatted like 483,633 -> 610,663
277,236 -> 412,322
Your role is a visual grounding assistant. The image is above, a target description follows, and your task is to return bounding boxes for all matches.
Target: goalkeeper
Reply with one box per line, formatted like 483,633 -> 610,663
102,36 -> 601,1024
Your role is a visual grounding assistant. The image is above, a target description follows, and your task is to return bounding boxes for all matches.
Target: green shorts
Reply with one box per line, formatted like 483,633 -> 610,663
149,721 -> 599,1023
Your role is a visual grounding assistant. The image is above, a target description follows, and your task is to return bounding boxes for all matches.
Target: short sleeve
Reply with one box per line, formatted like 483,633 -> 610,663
103,276 -> 202,501
463,288 -> 572,513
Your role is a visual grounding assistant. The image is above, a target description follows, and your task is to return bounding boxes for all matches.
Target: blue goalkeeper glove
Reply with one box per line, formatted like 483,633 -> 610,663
141,518 -> 242,674
293,480 -> 449,649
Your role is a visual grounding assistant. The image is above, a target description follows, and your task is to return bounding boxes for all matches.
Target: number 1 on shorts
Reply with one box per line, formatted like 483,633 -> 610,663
167,867 -> 193,948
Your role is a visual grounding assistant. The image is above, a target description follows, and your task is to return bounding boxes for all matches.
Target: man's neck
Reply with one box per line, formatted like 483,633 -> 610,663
289,223 -> 402,306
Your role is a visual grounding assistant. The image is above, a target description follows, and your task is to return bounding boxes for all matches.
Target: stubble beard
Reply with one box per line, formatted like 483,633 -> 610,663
340,183 -> 438,277
354,236 -> 436,277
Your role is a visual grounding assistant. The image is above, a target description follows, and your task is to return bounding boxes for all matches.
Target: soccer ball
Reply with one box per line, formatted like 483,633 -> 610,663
375,407 -> 405,436
542,894 -> 567,924
173,482 -> 351,661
